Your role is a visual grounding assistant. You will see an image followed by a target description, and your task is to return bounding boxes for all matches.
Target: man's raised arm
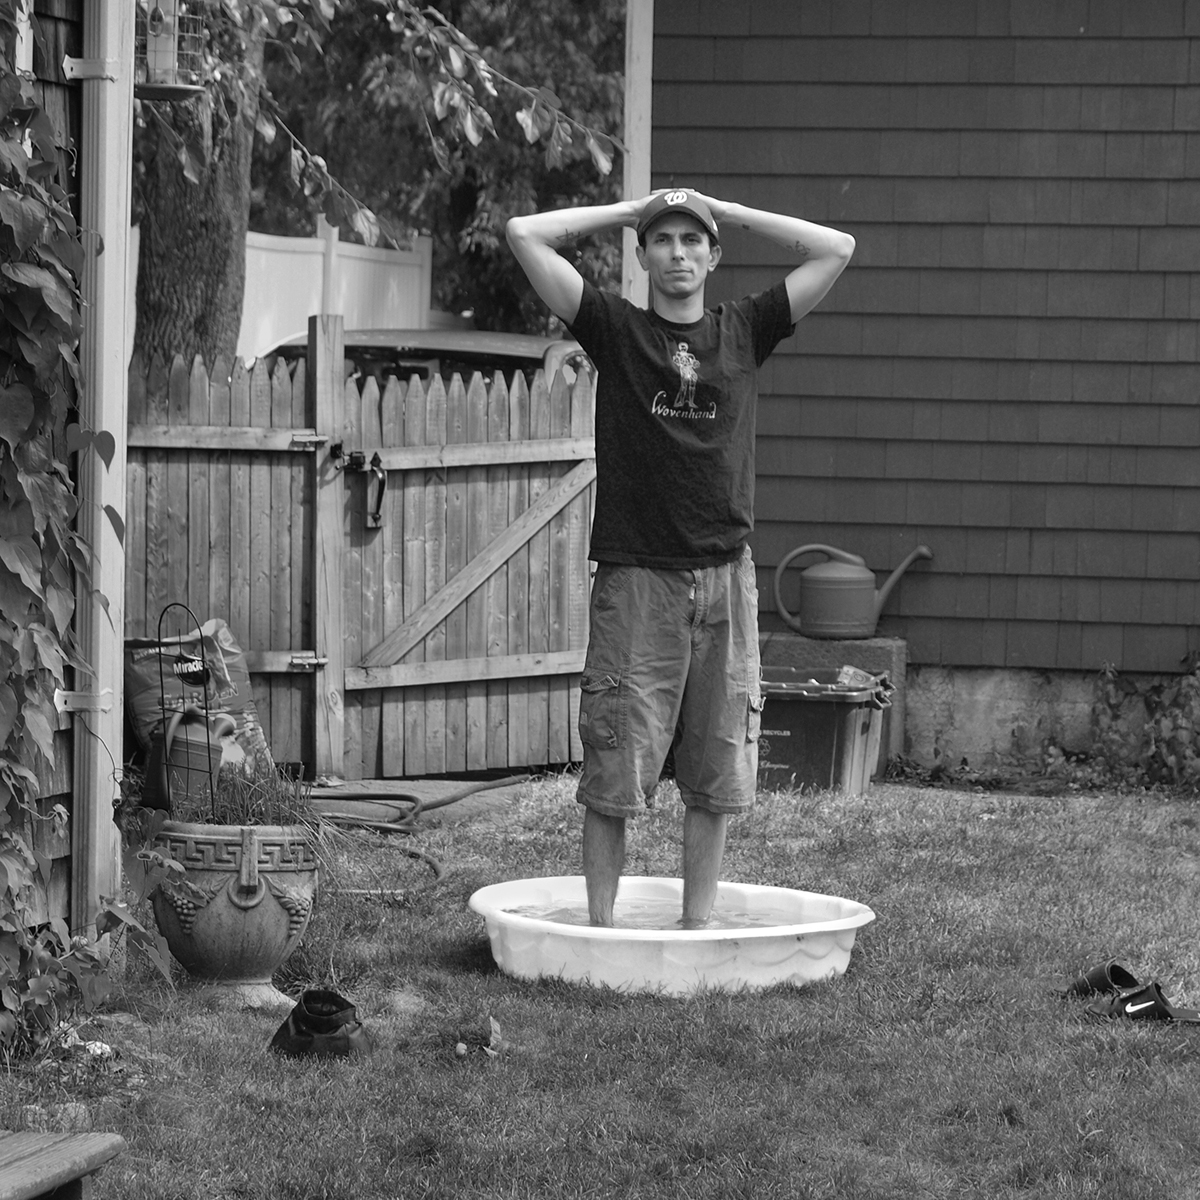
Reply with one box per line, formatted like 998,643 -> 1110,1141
506,200 -> 643,325
690,193 -> 855,324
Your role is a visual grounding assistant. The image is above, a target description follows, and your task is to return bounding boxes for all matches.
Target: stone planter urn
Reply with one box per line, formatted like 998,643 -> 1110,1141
151,820 -> 318,1008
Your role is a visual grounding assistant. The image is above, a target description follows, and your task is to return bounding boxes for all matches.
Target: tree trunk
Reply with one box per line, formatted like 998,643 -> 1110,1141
133,24 -> 266,367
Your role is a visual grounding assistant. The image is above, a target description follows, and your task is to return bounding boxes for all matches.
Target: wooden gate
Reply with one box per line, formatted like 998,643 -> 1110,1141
125,316 -> 593,779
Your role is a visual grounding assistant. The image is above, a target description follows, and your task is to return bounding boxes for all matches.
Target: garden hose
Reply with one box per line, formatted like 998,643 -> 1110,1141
315,774 -> 530,886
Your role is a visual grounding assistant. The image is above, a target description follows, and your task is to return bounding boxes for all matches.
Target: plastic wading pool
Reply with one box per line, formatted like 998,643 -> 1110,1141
468,876 -> 876,995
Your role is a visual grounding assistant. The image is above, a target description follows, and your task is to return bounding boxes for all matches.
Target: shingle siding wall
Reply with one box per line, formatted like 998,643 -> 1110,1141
655,0 -> 1200,672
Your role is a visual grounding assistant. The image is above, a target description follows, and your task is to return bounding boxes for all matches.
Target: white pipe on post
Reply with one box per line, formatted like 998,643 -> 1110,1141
621,0 -> 654,308
72,1 -> 133,934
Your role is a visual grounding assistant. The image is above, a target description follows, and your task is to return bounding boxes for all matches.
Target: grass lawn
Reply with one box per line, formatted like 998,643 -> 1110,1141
5,774 -> 1200,1198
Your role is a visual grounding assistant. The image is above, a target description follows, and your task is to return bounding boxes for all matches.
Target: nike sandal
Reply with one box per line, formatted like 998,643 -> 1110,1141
1085,981 -> 1200,1024
1063,959 -> 1140,998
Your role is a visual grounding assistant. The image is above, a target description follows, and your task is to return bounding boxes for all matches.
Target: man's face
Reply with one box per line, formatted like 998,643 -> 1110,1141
636,214 -> 722,298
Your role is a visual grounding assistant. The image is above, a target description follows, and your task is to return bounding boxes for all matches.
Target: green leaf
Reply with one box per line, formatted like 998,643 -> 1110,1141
64,422 -> 92,455
22,701 -> 55,762
92,429 -> 116,468
23,973 -> 56,1004
0,188 -> 47,255
349,206 -> 380,248
177,142 -> 201,185
0,536 -> 42,596
104,504 -> 125,547
1,261 -> 76,327
586,132 -> 614,177
0,386 -> 34,450
515,104 -> 540,145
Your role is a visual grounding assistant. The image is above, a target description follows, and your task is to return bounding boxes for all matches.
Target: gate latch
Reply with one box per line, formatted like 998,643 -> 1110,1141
328,447 -> 386,528
287,653 -> 328,672
365,452 -> 386,529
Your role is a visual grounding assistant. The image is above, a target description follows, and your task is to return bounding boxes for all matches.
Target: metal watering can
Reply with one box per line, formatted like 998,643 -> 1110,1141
144,704 -> 235,812
773,543 -> 933,639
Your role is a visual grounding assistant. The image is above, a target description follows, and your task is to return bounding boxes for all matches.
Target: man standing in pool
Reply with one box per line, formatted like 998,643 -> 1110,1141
507,189 -> 854,926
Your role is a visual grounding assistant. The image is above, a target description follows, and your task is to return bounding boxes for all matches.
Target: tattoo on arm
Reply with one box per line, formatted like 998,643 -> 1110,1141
555,229 -> 581,246
793,240 -> 811,260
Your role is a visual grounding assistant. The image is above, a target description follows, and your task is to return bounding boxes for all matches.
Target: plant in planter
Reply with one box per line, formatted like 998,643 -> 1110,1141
123,758 -> 324,1009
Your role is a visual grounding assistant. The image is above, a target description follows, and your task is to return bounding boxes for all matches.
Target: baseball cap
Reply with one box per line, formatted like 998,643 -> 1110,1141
636,189 -> 719,244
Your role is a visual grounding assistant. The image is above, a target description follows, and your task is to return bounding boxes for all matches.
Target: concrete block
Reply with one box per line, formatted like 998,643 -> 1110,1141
905,665 -> 1098,768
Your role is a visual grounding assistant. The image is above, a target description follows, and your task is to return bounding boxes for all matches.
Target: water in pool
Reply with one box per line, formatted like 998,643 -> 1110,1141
505,896 -> 808,930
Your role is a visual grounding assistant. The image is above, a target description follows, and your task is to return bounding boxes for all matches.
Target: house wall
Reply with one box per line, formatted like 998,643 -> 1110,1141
653,1 -> 1200,694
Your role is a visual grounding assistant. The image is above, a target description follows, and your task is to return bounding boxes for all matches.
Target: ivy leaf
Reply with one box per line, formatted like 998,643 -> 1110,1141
0,536 -> 42,596
29,624 -> 65,678
1,262 -> 76,328
0,188 -> 47,255
92,430 -> 116,469
0,684 -> 17,748
32,850 -> 51,889
22,700 -> 54,762
104,505 -> 125,548
0,387 -> 34,451
255,109 -> 277,145
23,973 -> 56,1005
0,135 -> 29,185
65,422 -> 92,456
45,560 -> 76,628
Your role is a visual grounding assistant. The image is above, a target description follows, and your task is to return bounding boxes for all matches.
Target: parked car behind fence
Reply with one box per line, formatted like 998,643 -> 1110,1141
265,328 -> 592,391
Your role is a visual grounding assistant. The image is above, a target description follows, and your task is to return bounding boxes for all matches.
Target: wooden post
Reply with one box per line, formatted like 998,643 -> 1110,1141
309,315 -> 345,778
72,0 -> 133,933
622,0 -> 654,308
316,214 -> 340,317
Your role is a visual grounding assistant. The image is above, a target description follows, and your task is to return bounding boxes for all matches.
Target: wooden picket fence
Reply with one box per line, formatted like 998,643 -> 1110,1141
125,317 -> 594,778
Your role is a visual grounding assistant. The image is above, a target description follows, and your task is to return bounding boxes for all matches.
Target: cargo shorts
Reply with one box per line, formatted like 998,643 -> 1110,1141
575,545 -> 763,818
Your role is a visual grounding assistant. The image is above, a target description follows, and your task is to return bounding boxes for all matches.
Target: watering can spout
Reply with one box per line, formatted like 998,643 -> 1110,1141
874,545 -> 934,619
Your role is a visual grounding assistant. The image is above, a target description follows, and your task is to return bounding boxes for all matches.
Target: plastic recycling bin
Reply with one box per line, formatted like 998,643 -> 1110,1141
757,666 -> 887,796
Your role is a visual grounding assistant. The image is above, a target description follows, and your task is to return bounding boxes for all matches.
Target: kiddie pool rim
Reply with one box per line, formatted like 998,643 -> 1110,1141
467,875 -> 876,940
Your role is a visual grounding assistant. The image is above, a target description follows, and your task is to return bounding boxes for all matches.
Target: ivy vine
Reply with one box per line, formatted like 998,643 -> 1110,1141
1,21 -> 167,1054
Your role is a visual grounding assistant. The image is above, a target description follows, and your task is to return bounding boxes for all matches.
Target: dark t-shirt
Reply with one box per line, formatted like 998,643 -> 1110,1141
569,280 -> 795,569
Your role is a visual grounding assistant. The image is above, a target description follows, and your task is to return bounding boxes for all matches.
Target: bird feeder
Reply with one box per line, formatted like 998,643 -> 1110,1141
134,1 -> 205,101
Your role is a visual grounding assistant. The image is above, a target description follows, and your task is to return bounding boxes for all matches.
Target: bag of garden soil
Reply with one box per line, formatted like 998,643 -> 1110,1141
124,617 -> 273,774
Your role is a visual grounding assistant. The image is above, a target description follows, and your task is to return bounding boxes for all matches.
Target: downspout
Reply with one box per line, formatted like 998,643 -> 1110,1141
621,0 -> 653,309
72,1 -> 134,934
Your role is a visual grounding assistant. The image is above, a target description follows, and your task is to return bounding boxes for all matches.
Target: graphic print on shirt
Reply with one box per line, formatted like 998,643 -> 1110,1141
650,341 -> 717,421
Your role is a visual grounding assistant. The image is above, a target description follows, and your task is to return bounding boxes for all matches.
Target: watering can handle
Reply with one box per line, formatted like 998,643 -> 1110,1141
772,545 -> 866,634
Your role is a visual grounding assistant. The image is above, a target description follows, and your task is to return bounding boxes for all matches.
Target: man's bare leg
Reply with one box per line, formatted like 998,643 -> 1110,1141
681,807 -> 728,928
582,808 -> 626,926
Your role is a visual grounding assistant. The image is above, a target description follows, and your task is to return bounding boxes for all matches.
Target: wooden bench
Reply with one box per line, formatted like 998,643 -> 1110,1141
0,1131 -> 127,1200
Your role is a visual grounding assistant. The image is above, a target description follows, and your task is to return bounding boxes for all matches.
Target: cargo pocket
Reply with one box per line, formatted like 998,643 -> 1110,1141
578,666 -> 625,750
747,691 -> 764,743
